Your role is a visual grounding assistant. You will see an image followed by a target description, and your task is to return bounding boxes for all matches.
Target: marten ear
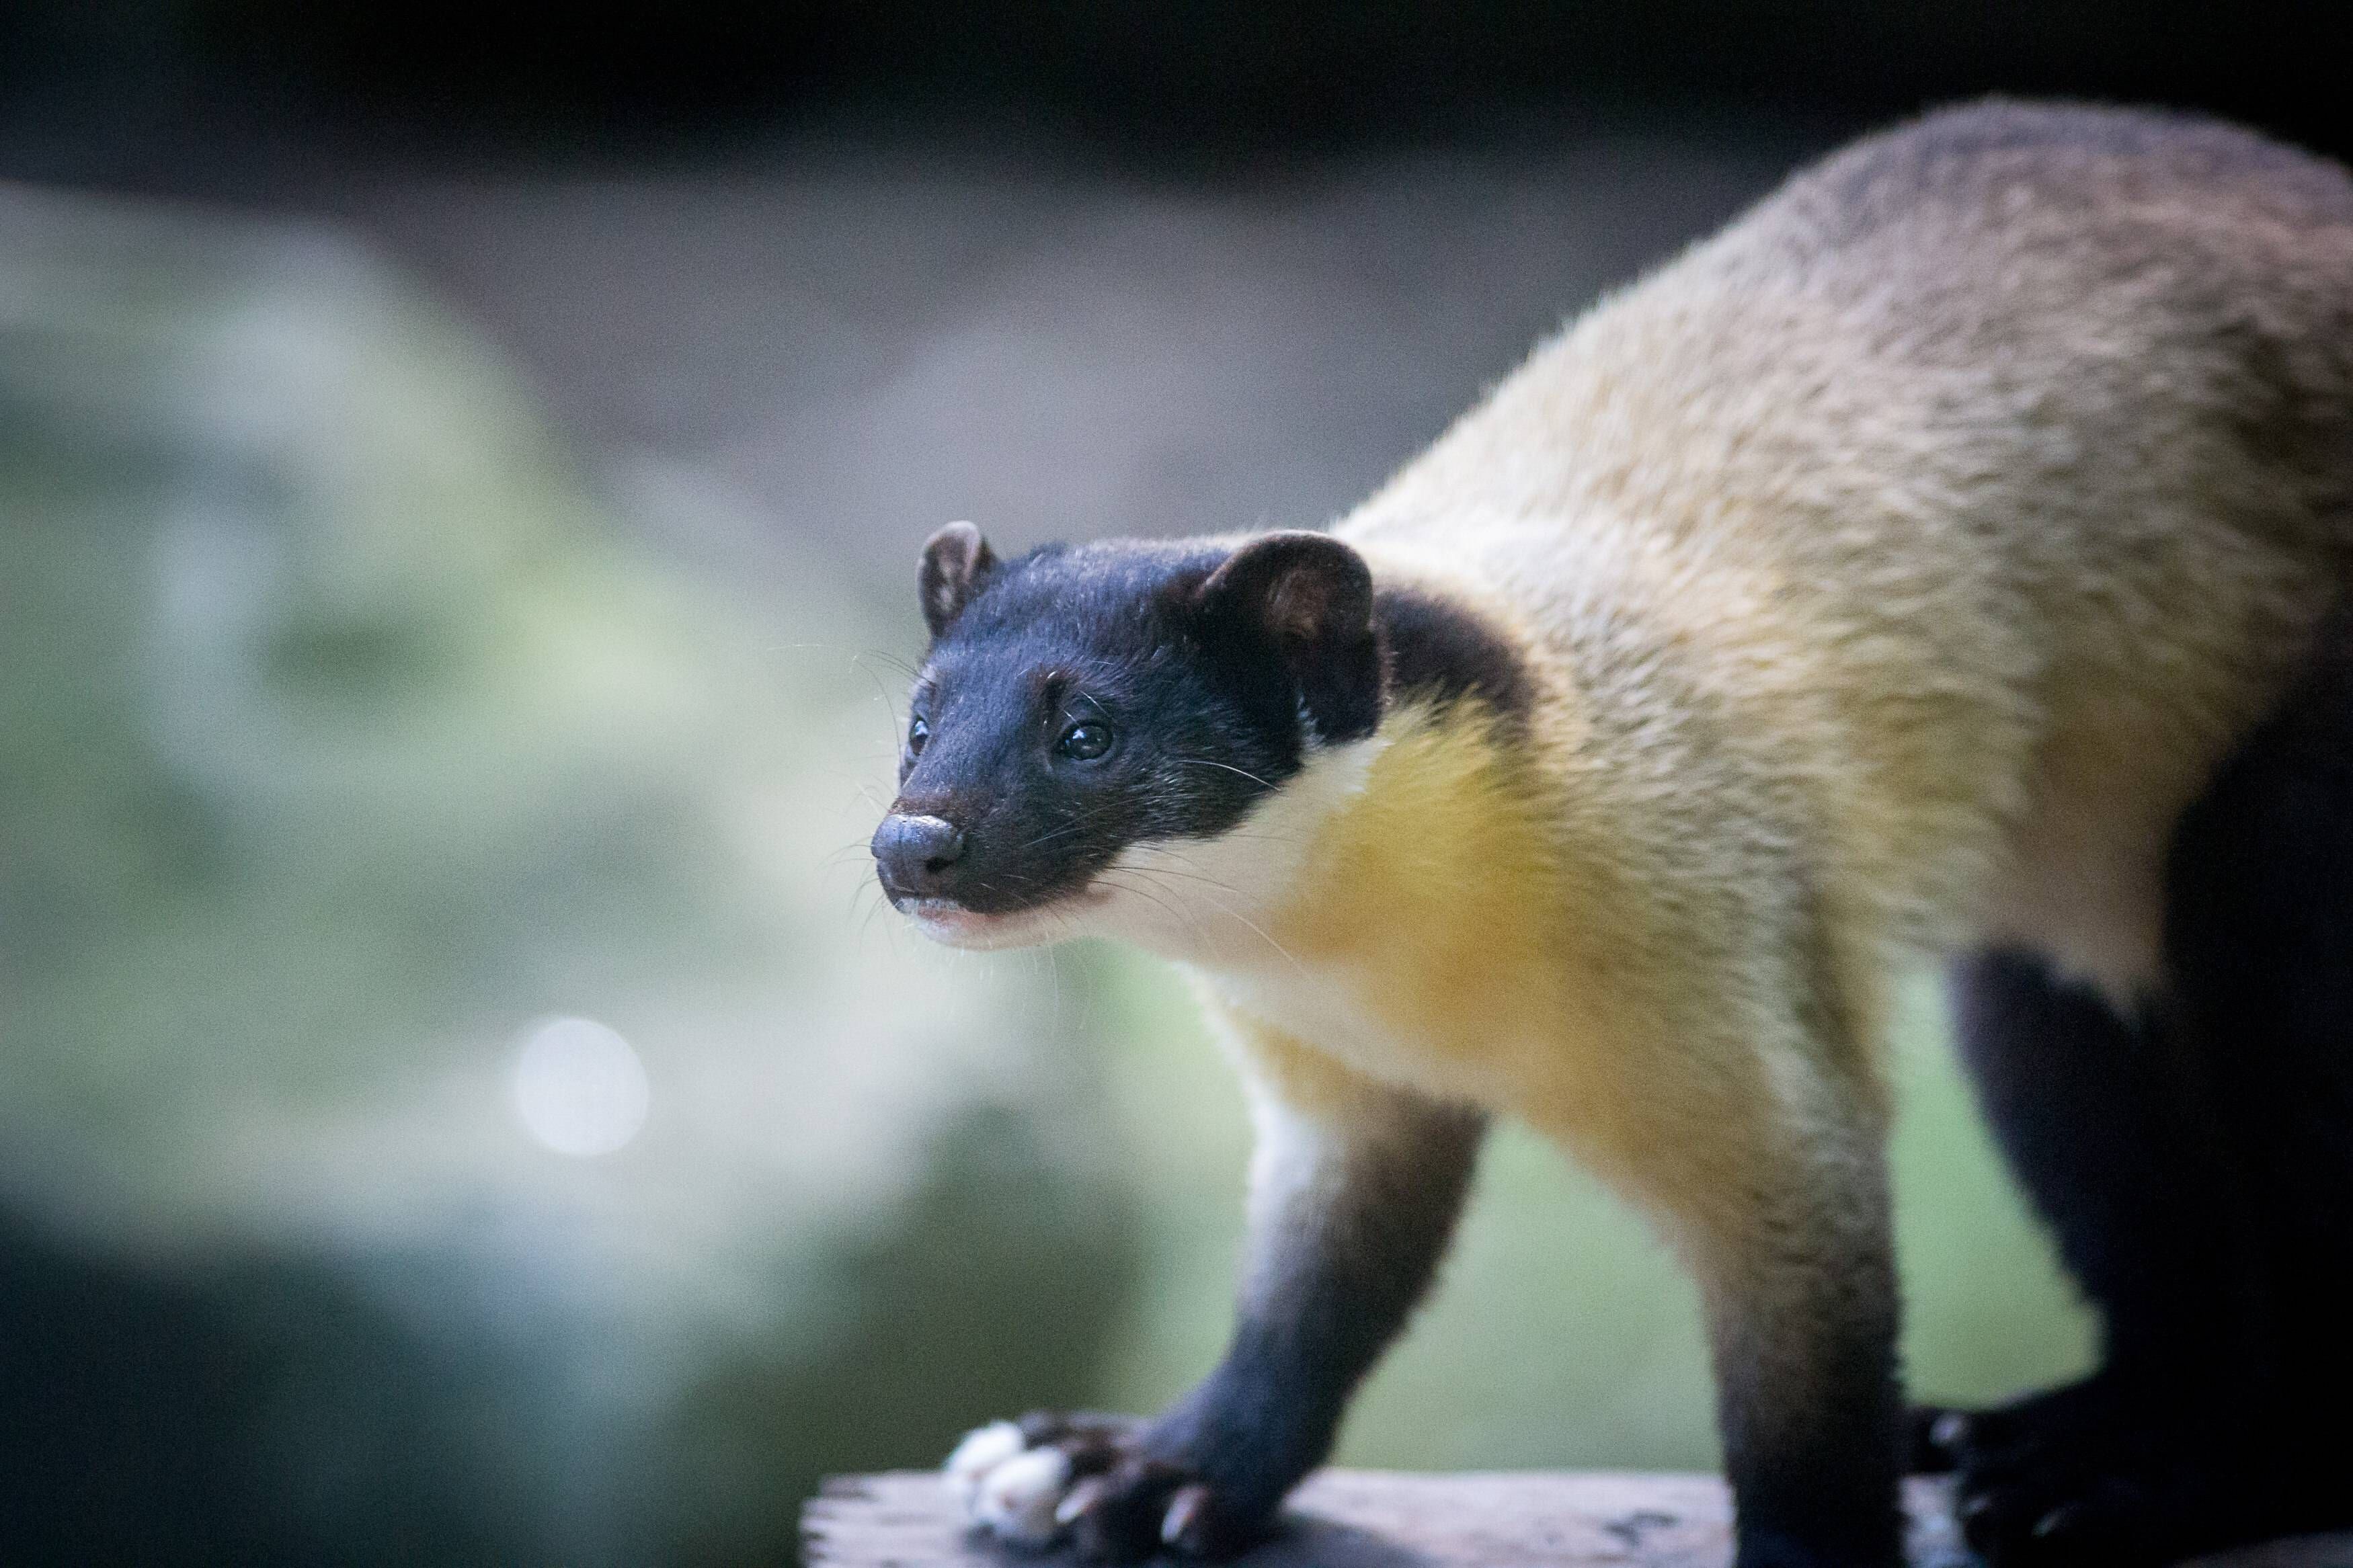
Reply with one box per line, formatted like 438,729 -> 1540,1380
1195,532 -> 1383,743
918,522 -> 998,638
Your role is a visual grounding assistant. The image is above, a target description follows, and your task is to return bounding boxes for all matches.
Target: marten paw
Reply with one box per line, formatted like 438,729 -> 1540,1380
1905,1377 -> 2112,1477
943,1412 -> 1259,1561
1915,1378 -> 2305,1567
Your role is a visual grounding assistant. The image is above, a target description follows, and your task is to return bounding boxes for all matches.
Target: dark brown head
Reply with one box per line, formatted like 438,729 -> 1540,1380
870,522 -> 1382,946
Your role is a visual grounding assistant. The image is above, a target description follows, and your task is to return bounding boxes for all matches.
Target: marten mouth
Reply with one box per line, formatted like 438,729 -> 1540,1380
895,887 -> 1111,950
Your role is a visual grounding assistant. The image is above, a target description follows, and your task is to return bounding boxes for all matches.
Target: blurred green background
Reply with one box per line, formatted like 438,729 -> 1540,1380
26,3 -> 2349,1561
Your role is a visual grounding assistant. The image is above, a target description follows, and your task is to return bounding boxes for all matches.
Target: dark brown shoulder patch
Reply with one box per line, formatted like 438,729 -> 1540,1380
1373,585 -> 1536,736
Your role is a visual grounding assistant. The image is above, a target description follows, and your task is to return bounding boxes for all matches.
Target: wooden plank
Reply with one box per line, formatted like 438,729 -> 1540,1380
805,1470 -> 2353,1567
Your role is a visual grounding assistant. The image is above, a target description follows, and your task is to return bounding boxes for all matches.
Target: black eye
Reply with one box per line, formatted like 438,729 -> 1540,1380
907,715 -> 930,756
1056,720 -> 1113,761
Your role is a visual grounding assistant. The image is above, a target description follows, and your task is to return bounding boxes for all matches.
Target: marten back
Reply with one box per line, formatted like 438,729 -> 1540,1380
1345,100 -> 2353,987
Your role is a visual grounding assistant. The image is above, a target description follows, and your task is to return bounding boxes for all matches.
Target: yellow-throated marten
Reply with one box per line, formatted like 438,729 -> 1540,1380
871,101 -> 2353,1568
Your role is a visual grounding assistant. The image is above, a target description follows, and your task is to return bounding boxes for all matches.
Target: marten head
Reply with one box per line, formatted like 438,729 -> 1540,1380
871,522 -> 1384,950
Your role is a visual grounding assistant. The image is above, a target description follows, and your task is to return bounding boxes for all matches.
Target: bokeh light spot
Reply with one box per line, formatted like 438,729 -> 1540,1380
512,1016 -> 650,1157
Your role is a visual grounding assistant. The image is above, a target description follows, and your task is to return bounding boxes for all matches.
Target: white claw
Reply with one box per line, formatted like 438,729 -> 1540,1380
973,1444 -> 1072,1545
1162,1484 -> 1211,1546
943,1421 -> 1027,1507
1055,1475 -> 1109,1526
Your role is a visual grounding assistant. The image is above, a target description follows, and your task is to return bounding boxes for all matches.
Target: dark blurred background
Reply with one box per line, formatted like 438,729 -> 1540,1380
4,5 -> 2348,1565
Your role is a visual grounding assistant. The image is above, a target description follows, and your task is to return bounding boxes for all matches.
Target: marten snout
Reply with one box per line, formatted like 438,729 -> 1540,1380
871,812 -> 971,903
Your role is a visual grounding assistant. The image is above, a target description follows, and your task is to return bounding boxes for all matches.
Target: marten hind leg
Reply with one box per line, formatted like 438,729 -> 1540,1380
1921,952 -> 2278,1567
945,1023 -> 1484,1562
1927,643 -> 2353,1565
2160,638 -> 2353,1547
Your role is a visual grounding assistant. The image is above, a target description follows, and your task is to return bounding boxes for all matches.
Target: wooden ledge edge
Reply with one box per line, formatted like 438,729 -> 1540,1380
805,1469 -> 2353,1567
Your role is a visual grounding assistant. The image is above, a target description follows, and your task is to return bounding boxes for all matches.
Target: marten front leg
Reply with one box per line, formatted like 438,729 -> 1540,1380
1675,1054 -> 1906,1568
945,1027 -> 1484,1561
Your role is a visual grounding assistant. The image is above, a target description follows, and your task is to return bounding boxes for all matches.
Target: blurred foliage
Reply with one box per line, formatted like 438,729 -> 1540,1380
0,183 -> 1134,1563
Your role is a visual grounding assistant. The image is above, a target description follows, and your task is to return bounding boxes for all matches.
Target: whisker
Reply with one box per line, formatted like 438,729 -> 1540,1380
1017,821 -> 1093,853
1197,893 -> 1308,977
1115,860 -> 1245,896
853,649 -> 923,682
822,839 -> 881,870
842,872 -> 879,925
858,884 -> 895,944
1167,756 -> 1280,790
1096,870 -> 1199,944
1044,938 -> 1064,1036
1123,860 -> 1308,978
839,652 -> 914,757
1106,864 -> 1229,957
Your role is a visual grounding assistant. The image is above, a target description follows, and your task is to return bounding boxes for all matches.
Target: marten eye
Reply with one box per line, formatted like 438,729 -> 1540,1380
1056,720 -> 1113,761
907,715 -> 930,756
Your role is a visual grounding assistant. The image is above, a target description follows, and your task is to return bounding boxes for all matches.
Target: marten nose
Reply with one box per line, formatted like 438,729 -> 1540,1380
871,813 -> 970,900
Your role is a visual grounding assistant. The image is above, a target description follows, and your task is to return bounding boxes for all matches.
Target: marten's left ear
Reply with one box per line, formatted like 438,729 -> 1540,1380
918,522 -> 998,638
1195,532 -> 1383,743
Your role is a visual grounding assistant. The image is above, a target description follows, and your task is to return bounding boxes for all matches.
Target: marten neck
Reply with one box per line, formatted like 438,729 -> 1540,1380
1083,582 -> 1560,984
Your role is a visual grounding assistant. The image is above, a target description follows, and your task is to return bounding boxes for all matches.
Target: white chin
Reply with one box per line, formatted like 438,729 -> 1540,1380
898,895 -> 1095,951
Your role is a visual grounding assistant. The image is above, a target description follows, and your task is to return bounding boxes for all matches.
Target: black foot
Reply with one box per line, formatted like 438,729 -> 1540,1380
1911,1375 -> 2347,1567
1732,1526 -> 1905,1568
943,1411 -> 1269,1561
